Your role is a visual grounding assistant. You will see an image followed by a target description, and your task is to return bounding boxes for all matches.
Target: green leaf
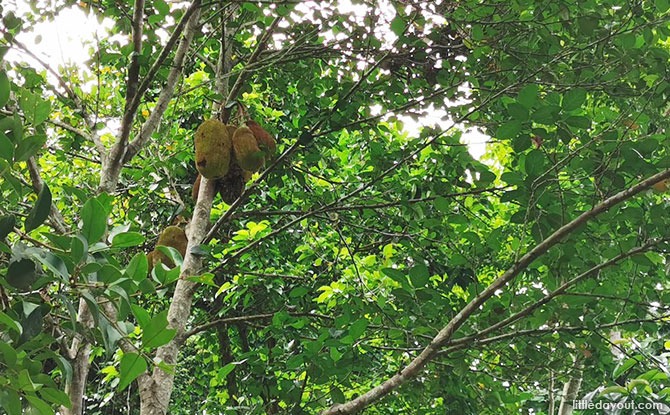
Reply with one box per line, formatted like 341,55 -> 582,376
434,196 -> 450,213
154,0 -> 169,15
600,385 -> 627,396
126,253 -> 148,282
496,120 -> 522,139
390,16 -> 406,36
111,232 -> 145,248
578,16 -> 599,35
118,353 -> 147,391
131,305 -> 151,328
381,267 -> 406,283
657,0 -> 670,12
349,318 -> 368,339
14,134 -> 46,162
532,105 -> 561,124
25,395 -> 55,415
31,250 -> 69,281
0,132 -> 13,161
409,263 -> 430,287
562,88 -> 587,111
142,310 -> 176,349
39,387 -> 71,408
517,84 -> 539,108
565,115 -> 591,129
331,386 -> 345,404
0,71 -> 9,108
507,102 -> 529,121
19,91 -> 51,126
218,362 -> 238,379
0,388 -> 21,415
25,183 -> 52,232
0,214 -> 16,240
81,198 -> 107,243
70,235 -> 88,264
0,311 -> 22,334
7,258 -> 38,290
613,355 -> 642,378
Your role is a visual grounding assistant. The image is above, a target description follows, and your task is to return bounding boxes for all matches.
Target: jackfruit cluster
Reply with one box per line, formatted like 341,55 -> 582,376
192,118 -> 276,204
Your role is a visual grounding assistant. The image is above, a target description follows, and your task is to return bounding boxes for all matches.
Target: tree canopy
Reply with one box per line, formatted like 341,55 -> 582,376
2,0 -> 670,414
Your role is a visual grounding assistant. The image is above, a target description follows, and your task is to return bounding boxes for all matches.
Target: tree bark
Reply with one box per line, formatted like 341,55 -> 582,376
138,174 -> 215,415
61,301 -> 93,415
558,357 -> 584,415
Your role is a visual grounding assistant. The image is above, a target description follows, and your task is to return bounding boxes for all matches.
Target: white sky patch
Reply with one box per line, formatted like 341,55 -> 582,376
5,0 -> 490,159
7,6 -> 114,71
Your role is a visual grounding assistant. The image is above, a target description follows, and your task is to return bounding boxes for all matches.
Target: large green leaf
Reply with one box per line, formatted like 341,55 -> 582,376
0,71 -> 9,108
118,353 -> 148,391
6,258 -> 37,291
0,215 -> 16,240
24,183 -> 51,232
141,310 -> 176,349
80,198 -> 108,243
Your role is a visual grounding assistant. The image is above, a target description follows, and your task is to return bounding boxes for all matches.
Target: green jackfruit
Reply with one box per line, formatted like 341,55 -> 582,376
232,126 -> 264,172
149,225 -> 188,271
194,119 -> 232,179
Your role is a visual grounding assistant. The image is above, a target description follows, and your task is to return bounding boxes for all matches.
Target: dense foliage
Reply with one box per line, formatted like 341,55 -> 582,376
2,0 -> 670,414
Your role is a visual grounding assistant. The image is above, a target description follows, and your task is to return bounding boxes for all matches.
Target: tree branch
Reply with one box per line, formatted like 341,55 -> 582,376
321,168 -> 670,414
123,0 -> 202,163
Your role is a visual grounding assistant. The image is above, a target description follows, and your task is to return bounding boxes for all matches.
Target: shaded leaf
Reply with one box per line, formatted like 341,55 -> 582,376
25,183 -> 51,232
6,258 -> 37,290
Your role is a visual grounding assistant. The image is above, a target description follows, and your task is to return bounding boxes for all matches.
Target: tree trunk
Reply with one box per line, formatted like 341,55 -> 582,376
558,357 -> 583,415
138,174 -> 214,415
61,301 -> 93,415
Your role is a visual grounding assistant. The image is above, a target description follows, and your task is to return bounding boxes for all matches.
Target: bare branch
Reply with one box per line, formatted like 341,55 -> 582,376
224,15 -> 282,110
116,0 -> 145,148
448,240 -> 663,349
125,0 -> 202,127
123,0 -> 202,163
125,0 -> 145,106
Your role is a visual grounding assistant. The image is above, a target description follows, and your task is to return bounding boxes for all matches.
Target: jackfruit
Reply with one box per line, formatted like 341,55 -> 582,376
226,125 -> 237,138
194,119 -> 232,179
149,225 -> 188,271
218,161 -> 246,204
653,179 -> 670,192
232,126 -> 264,172
245,120 -> 276,154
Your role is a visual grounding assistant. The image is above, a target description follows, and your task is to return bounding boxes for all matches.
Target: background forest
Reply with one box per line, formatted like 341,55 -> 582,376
2,0 -> 670,414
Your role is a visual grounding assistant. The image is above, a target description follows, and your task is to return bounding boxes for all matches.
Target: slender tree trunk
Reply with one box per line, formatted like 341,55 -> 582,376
558,357 -> 583,415
61,301 -> 93,415
138,174 -> 215,415
548,370 -> 555,415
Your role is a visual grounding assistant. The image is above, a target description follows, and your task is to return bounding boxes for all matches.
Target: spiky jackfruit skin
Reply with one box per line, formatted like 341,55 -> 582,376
226,125 -> 238,138
149,226 -> 188,270
245,120 -> 276,153
652,179 -> 670,192
195,119 -> 232,179
232,126 -> 264,172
